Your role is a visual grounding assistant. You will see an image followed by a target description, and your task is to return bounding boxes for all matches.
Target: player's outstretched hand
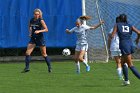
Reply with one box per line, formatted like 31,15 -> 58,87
66,29 -> 70,33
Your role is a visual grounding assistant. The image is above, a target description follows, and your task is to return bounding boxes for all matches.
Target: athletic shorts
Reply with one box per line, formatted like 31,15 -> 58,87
119,40 -> 135,55
29,37 -> 46,46
75,44 -> 88,51
111,50 -> 122,57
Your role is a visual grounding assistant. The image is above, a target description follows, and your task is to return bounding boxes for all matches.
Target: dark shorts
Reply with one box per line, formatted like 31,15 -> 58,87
29,37 -> 46,46
119,40 -> 135,55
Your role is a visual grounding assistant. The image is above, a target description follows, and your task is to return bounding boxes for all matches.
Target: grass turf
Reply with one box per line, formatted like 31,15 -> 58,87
0,61 -> 140,93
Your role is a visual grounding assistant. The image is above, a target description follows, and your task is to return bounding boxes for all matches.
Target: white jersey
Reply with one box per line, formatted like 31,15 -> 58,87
69,24 -> 91,45
109,28 -> 120,51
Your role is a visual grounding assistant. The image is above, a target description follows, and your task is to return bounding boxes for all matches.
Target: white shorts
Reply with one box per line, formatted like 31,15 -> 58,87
75,44 -> 88,51
111,50 -> 122,57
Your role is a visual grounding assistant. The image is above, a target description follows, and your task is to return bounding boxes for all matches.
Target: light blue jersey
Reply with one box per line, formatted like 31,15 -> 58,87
69,24 -> 91,45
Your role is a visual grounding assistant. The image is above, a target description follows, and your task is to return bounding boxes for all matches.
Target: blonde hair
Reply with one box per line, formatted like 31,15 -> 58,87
76,16 -> 92,24
79,16 -> 92,20
34,8 -> 43,18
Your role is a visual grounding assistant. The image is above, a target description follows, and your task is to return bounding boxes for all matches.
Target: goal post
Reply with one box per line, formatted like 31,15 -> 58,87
82,0 -> 109,62
95,0 -> 109,62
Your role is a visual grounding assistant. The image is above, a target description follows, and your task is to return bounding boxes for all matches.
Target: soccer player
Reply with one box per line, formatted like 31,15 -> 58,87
23,8 -> 52,73
66,16 -> 104,74
108,16 -> 123,80
111,14 -> 140,85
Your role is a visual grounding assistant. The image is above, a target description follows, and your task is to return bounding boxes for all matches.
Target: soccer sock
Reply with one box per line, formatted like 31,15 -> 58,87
44,56 -> 51,69
117,67 -> 123,78
76,61 -> 80,72
83,60 -> 89,67
84,52 -> 88,63
25,55 -> 31,69
122,64 -> 128,81
130,66 -> 140,79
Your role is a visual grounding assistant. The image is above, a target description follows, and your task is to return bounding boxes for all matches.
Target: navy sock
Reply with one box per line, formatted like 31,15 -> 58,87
44,56 -> 51,69
130,66 -> 140,79
25,55 -> 31,69
122,64 -> 128,81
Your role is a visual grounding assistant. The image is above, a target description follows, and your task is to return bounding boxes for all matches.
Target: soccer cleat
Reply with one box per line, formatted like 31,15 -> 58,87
48,68 -> 52,73
48,66 -> 52,73
86,66 -> 90,72
21,68 -> 30,73
122,80 -> 130,86
76,70 -> 80,74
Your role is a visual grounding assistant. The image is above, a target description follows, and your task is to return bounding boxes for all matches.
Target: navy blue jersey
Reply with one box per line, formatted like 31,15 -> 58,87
117,23 -> 132,41
30,18 -> 43,38
116,23 -> 134,55
29,18 -> 46,46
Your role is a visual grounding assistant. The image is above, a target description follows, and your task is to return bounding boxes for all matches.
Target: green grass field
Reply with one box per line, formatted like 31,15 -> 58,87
0,61 -> 140,93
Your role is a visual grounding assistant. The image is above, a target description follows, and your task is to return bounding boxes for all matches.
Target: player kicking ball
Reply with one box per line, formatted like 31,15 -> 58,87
66,16 -> 104,74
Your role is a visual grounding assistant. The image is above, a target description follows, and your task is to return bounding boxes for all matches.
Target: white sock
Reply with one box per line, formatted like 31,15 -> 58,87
84,52 -> 88,63
83,60 -> 89,67
117,67 -> 123,78
124,63 -> 128,67
76,61 -> 80,72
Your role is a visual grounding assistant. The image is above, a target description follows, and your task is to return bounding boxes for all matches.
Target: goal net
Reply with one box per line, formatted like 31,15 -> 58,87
83,0 -> 140,62
83,0 -> 109,62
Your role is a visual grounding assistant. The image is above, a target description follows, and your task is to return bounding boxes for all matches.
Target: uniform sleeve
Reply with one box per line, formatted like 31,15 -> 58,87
69,27 -> 76,33
38,18 -> 44,27
83,25 -> 91,30
39,18 -> 43,23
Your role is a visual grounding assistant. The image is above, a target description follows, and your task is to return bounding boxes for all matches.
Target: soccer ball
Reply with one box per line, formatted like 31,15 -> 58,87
62,48 -> 71,56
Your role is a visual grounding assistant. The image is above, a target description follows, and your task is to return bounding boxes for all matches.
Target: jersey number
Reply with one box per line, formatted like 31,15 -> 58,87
122,26 -> 129,32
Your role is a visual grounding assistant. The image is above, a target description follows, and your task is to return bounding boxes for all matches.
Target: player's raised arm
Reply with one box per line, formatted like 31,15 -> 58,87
66,27 -> 75,34
111,24 -> 117,38
132,26 -> 140,35
90,20 -> 104,30
136,35 -> 140,45
79,15 -> 104,30
132,26 -> 140,45
66,29 -> 71,33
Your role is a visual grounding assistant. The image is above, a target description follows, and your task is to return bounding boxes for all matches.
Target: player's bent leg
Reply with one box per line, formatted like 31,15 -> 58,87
40,46 -> 52,73
79,50 -> 90,72
23,43 -> 35,72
